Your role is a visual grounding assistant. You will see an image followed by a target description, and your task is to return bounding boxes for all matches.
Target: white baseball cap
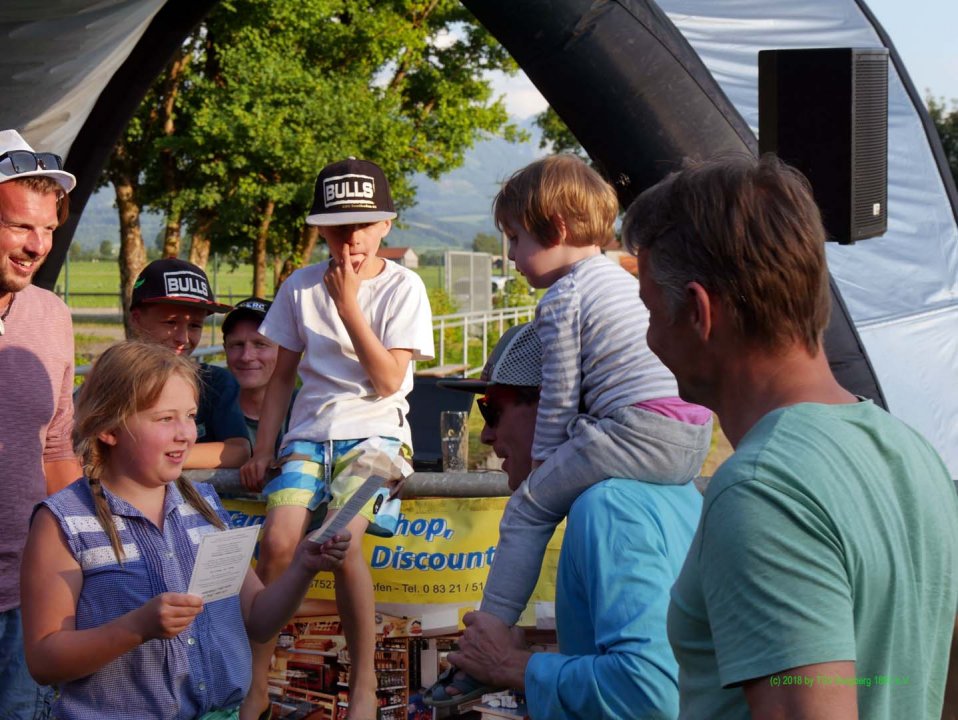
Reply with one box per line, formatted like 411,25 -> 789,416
0,129 -> 76,193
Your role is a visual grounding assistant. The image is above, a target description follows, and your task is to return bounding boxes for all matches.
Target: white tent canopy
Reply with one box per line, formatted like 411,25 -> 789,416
657,1 -> 958,474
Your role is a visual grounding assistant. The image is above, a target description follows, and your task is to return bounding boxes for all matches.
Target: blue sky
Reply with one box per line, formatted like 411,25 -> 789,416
493,1 -> 958,119
868,0 -> 958,102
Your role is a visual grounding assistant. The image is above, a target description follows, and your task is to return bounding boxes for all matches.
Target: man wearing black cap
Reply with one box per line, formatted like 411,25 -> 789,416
129,257 -> 250,468
223,297 -> 297,454
0,128 -> 82,718
432,324 -> 702,719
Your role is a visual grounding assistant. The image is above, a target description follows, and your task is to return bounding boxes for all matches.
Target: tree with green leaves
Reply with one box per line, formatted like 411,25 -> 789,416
471,231 -> 501,255
417,249 -> 444,266
98,240 -> 115,259
102,41 -> 199,334
928,96 -> 958,188
493,274 -> 537,309
104,0 -> 526,335
535,106 -> 586,157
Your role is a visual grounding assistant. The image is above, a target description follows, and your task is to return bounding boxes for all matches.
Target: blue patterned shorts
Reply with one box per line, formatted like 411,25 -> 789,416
263,437 -> 410,537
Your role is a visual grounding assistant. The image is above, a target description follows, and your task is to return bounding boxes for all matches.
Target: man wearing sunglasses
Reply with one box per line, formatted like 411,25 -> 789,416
437,323 -> 703,719
0,128 -> 82,718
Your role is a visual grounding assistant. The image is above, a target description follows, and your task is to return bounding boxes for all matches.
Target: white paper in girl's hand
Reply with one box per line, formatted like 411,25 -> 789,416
187,526 -> 260,602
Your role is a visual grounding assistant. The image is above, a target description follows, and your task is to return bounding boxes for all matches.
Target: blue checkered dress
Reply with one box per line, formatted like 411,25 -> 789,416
41,480 -> 252,719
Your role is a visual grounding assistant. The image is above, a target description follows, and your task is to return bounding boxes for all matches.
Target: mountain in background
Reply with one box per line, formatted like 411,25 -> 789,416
72,119 -> 543,253
389,118 -> 543,249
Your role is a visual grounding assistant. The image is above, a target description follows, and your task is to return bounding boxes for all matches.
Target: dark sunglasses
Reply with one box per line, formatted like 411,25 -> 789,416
476,396 -> 502,428
477,386 -> 539,428
0,150 -> 64,174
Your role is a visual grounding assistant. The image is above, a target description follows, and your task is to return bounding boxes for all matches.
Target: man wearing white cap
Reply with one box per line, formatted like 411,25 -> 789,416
0,129 -> 81,718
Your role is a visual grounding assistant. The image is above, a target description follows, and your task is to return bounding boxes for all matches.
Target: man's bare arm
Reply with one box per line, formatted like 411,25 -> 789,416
743,661 -> 858,720
185,438 -> 251,469
942,615 -> 958,720
44,458 -> 83,495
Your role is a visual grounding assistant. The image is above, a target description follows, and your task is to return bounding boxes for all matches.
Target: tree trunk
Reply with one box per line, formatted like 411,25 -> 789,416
162,210 -> 181,258
188,213 -> 213,269
277,225 -> 319,287
159,50 -> 188,260
253,199 -> 274,298
189,235 -> 211,268
272,255 -> 283,290
114,174 -> 147,339
298,225 -> 320,268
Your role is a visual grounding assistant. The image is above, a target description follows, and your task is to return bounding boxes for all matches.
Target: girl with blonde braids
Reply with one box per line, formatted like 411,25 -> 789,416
20,341 -> 350,720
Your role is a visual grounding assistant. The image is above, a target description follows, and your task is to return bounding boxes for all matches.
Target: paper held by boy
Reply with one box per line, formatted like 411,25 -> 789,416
306,440 -> 413,544
186,443 -> 409,602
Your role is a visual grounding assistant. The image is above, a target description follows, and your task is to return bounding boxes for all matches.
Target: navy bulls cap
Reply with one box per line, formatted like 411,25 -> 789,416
306,158 -> 397,226
130,258 -> 232,314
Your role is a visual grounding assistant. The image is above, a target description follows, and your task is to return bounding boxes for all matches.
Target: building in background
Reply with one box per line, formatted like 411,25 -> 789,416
378,247 -> 419,269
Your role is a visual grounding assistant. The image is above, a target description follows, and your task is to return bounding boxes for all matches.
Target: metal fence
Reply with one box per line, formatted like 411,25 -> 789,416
445,251 -> 492,313
75,305 -> 535,377
430,306 -> 534,375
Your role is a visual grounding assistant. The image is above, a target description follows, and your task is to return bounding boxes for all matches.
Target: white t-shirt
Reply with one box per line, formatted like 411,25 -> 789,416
259,259 -> 435,449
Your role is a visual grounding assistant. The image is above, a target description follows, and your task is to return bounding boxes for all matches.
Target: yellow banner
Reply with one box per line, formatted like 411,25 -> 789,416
222,496 -> 563,604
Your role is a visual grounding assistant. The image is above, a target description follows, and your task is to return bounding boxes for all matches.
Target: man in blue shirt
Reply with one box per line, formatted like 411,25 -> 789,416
438,324 -> 702,719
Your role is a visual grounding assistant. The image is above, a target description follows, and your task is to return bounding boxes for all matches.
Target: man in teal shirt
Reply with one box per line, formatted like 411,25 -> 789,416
622,154 -> 958,719
439,324 -> 702,719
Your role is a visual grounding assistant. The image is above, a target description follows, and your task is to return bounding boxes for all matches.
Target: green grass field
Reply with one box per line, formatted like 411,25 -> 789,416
56,259 -> 444,308
57,260 -> 262,308
415,265 -> 442,290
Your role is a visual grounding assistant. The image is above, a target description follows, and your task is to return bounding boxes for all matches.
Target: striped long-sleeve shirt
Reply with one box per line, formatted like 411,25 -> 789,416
532,254 -> 678,461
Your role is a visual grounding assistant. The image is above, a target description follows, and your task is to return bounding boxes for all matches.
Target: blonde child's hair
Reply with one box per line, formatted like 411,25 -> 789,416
73,341 -> 225,561
493,154 -> 619,249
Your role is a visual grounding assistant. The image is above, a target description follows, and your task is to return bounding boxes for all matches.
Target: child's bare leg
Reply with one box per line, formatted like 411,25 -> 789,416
241,506 -> 311,720
257,506 -> 312,583
334,512 -> 378,720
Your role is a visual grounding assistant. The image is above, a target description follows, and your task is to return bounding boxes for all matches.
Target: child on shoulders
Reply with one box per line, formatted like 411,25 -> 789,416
427,154 -> 712,706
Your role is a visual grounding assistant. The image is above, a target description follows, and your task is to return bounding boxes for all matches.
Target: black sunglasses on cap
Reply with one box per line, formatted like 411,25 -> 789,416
0,150 -> 64,174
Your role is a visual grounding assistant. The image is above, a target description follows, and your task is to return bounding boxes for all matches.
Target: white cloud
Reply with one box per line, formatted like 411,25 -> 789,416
487,69 -> 549,120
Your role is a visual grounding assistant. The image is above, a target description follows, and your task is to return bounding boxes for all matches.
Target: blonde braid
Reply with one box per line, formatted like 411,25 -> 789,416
88,477 -> 125,563
176,477 -> 226,531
